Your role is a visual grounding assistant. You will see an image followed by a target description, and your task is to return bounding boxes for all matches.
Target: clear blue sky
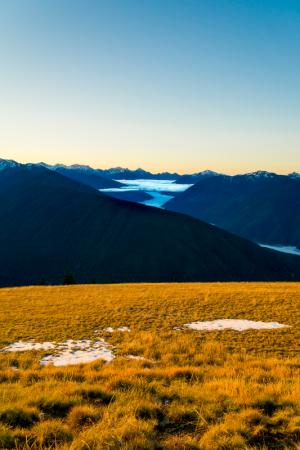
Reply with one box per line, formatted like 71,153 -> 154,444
0,0 -> 299,173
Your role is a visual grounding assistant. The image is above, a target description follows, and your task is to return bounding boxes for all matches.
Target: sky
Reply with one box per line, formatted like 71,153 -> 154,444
0,0 -> 299,174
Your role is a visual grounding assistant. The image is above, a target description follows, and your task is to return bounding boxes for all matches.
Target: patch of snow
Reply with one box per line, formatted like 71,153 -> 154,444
0,159 -> 21,171
288,172 -> 300,178
196,170 -> 220,177
259,244 -> 300,256
245,171 -> 277,179
106,167 -> 133,175
104,326 -> 131,332
2,341 -> 55,352
184,319 -> 289,331
40,339 -> 114,366
127,355 -> 147,361
117,326 -> 131,332
2,339 -> 114,366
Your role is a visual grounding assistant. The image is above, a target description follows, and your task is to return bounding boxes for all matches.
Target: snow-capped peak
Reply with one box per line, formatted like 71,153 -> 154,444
37,162 -> 53,169
288,172 -> 300,179
106,167 -> 130,174
0,158 -> 21,171
106,167 -> 149,175
244,170 -> 277,179
38,163 -> 95,172
68,164 -> 94,171
196,170 -> 220,177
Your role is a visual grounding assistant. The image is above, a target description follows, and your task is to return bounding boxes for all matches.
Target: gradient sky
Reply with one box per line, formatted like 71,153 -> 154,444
0,0 -> 299,174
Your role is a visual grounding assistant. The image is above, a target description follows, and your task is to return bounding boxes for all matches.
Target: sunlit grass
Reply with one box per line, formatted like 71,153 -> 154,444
0,282 -> 299,448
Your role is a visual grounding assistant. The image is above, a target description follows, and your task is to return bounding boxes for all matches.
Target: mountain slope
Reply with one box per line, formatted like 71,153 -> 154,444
175,170 -> 221,184
1,164 -> 300,286
101,190 -> 152,203
39,163 -> 122,189
165,172 -> 300,248
289,172 -> 300,179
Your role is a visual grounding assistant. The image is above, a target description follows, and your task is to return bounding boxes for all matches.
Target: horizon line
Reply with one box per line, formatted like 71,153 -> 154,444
1,156 -> 299,177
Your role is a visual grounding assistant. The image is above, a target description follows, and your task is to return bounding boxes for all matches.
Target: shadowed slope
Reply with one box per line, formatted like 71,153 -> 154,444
0,165 -> 300,286
166,173 -> 300,248
40,164 -> 123,189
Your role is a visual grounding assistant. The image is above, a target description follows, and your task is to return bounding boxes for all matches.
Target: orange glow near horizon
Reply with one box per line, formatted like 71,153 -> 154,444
1,147 -> 299,176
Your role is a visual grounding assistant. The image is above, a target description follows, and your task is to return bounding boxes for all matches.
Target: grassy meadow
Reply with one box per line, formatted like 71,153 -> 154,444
0,282 -> 299,449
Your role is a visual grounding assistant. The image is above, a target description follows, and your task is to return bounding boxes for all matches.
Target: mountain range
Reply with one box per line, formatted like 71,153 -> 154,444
1,159 -> 300,286
38,163 -> 299,182
35,162 -> 300,190
37,163 -> 224,183
165,171 -> 300,248
38,163 -> 300,249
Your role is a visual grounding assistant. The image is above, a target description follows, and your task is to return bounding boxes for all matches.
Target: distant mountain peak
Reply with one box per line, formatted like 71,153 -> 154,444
244,170 -> 277,178
38,163 -> 97,172
68,164 -> 95,171
197,170 -> 220,177
38,162 -> 59,169
289,172 -> 300,178
0,158 -> 21,171
105,167 -> 127,174
107,167 -> 149,175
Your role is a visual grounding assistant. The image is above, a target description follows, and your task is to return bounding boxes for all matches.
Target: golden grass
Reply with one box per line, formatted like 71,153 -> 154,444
0,282 -> 298,449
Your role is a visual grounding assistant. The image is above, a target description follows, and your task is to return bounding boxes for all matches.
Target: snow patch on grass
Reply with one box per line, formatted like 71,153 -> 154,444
2,338 -> 114,366
127,355 -> 148,361
2,341 -> 55,352
103,326 -> 131,332
40,339 -> 114,366
184,319 -> 289,331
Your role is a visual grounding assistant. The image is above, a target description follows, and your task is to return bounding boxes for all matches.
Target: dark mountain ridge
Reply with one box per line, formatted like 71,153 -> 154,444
1,162 -> 300,286
36,162 -> 224,182
39,163 -> 122,189
165,172 -> 300,248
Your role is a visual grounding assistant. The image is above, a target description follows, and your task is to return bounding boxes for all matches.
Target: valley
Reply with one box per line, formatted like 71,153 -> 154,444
100,179 -> 193,208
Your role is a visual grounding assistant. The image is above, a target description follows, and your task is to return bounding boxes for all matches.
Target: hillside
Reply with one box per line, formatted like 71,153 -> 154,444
0,282 -> 299,448
101,189 -> 153,203
40,164 -> 123,189
166,172 -> 300,248
1,165 -> 300,286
